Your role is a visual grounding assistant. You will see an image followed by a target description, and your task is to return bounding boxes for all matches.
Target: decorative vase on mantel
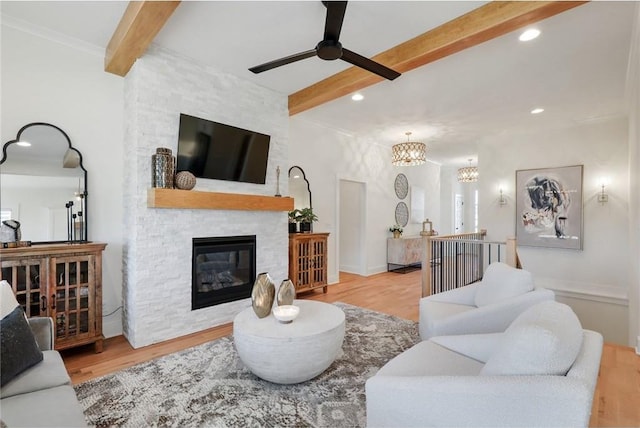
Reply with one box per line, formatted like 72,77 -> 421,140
251,272 -> 275,318
277,279 -> 296,306
393,231 -> 402,239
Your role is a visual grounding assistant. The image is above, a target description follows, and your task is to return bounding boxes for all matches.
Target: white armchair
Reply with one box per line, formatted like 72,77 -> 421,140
420,262 -> 554,340
366,301 -> 603,427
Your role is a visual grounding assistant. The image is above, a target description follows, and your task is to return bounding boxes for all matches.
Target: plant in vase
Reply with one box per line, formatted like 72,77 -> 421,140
389,224 -> 403,239
288,209 -> 300,233
297,207 -> 318,233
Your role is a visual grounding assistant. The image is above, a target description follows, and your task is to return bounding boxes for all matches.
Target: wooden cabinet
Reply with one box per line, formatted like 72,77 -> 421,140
288,233 -> 329,294
0,242 -> 107,352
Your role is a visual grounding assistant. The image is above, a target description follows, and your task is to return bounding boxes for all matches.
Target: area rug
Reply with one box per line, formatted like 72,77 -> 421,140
74,303 -> 419,427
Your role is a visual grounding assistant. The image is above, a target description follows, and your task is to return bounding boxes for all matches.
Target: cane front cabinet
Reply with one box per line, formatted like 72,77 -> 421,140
0,242 -> 107,352
288,232 -> 329,294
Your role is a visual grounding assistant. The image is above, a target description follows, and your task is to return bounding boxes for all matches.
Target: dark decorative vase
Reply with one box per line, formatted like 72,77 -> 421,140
288,223 -> 297,233
277,279 -> 296,306
300,222 -> 312,233
251,272 -> 275,318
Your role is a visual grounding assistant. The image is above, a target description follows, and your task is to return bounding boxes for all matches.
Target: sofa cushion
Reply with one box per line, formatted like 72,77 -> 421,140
376,340 -> 484,377
1,306 -> 43,386
0,280 -> 19,319
0,385 -> 88,427
474,262 -> 534,307
0,351 -> 70,399
481,301 -> 583,376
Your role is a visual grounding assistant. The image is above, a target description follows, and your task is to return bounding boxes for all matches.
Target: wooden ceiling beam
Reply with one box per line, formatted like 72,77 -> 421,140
288,1 -> 587,116
105,1 -> 181,76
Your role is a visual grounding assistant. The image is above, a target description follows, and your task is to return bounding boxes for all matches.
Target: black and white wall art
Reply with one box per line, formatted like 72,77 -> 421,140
516,165 -> 583,250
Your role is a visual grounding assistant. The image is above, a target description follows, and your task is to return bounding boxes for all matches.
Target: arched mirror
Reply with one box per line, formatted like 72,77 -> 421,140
288,166 -> 311,211
0,123 -> 88,244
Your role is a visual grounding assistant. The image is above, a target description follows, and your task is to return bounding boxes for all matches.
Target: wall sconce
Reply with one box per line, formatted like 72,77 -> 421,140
598,182 -> 609,204
499,188 -> 507,206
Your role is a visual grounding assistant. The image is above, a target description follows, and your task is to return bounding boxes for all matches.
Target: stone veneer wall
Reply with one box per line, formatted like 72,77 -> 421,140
123,47 -> 288,348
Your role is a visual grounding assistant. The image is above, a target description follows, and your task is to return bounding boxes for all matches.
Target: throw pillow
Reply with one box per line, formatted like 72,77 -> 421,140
480,301 -> 583,376
0,280 -> 19,319
0,305 -> 44,386
474,262 -> 534,307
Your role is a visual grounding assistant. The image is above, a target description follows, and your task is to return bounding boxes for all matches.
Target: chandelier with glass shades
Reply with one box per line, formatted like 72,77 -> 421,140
392,132 -> 426,166
457,159 -> 478,182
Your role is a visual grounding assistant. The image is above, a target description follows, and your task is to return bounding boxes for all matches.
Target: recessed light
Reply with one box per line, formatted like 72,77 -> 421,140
519,28 -> 540,42
16,141 -> 31,147
531,108 -> 544,114
351,93 -> 364,101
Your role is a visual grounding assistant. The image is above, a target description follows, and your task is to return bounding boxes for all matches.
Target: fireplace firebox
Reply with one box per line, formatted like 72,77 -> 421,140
192,235 -> 256,310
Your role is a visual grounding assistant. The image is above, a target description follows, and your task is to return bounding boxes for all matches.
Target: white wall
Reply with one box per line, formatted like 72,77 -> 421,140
627,3 -> 640,352
289,118 -> 440,281
479,117 -> 629,345
1,23 -> 125,337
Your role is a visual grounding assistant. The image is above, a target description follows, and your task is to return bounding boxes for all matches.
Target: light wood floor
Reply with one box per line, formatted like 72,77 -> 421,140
61,271 -> 639,427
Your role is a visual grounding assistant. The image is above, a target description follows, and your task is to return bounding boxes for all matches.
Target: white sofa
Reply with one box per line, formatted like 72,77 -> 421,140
420,262 -> 555,340
366,301 -> 603,427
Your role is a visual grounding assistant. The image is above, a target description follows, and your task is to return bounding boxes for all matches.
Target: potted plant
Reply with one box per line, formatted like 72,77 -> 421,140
389,224 -> 403,239
288,209 -> 300,233
297,207 -> 318,233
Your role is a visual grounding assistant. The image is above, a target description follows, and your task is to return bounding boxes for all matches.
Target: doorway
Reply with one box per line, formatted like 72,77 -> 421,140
454,194 -> 464,234
338,179 -> 366,276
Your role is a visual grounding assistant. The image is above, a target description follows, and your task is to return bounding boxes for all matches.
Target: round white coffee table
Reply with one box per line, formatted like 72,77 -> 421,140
233,299 -> 345,384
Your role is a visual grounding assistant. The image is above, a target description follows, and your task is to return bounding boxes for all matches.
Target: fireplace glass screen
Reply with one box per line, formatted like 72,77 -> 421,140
192,235 -> 256,310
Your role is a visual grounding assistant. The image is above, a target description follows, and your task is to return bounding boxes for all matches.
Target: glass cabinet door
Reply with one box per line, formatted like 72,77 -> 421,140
0,259 -> 45,317
52,255 -> 95,341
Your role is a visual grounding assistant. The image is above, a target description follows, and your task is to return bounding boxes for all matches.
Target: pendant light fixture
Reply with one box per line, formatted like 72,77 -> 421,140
457,159 -> 478,183
392,132 -> 426,166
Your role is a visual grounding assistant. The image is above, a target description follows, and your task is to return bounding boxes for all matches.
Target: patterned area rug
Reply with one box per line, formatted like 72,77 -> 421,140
74,303 -> 419,427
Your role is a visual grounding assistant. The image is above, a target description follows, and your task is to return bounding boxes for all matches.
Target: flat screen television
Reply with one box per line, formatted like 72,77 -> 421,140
176,113 -> 271,184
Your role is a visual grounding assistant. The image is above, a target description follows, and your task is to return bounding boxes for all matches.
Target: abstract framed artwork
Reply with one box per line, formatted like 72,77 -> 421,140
515,165 -> 583,250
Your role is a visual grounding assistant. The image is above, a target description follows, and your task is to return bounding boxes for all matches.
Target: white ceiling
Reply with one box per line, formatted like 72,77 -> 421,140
1,1 -> 636,166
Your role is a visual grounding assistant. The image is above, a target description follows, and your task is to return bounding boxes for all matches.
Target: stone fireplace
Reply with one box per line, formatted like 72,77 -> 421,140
122,47 -> 288,348
192,235 -> 256,310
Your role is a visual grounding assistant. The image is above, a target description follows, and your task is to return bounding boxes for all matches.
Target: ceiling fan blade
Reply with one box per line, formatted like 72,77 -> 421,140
249,49 -> 318,74
323,1 -> 348,41
341,48 -> 401,80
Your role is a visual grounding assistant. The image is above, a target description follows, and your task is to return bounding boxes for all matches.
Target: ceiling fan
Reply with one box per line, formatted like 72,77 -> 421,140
249,1 -> 401,81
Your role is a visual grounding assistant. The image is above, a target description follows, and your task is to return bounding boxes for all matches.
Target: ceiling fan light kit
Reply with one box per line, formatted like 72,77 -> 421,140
249,1 -> 400,81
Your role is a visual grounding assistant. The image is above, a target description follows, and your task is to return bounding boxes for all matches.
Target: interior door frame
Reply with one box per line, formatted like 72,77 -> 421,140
335,176 -> 368,276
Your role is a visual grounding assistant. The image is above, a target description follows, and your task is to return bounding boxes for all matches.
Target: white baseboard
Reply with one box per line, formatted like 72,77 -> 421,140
367,264 -> 387,276
339,264 -> 363,275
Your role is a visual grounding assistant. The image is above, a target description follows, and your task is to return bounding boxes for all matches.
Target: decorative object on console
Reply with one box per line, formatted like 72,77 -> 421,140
251,272 -> 275,318
297,207 -> 318,233
174,171 -> 196,190
151,147 -> 175,189
394,202 -> 409,227
389,224 -> 403,239
0,220 -> 21,243
276,279 -> 296,306
457,159 -> 478,183
394,173 -> 408,199
288,209 -> 299,233
392,132 -> 426,166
